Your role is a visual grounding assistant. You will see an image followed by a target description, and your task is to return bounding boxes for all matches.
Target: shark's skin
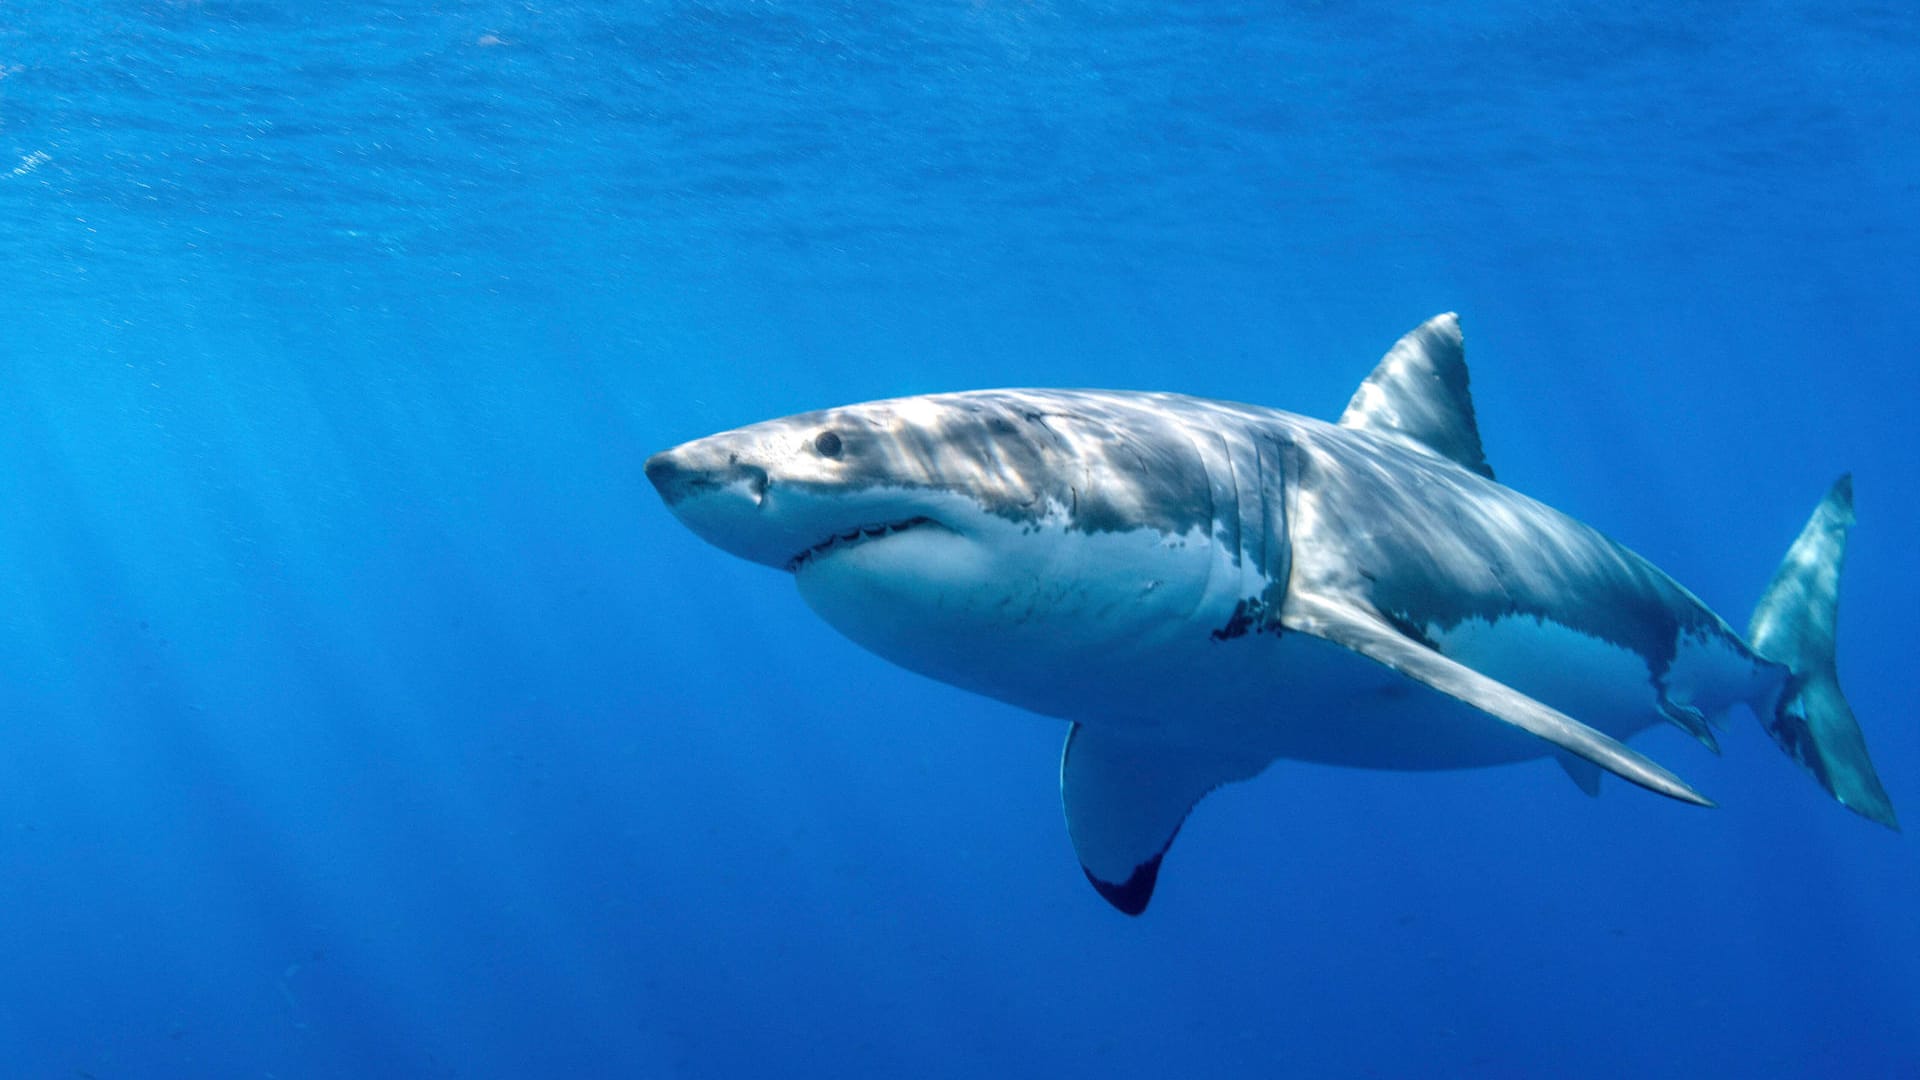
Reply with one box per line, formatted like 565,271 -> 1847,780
646,314 -> 1896,914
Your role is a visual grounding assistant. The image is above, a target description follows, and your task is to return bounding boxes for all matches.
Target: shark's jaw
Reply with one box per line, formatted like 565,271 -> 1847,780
784,516 -> 942,573
645,441 -> 967,577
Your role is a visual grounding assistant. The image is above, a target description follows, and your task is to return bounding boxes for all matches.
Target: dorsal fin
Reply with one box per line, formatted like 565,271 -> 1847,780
1338,313 -> 1494,479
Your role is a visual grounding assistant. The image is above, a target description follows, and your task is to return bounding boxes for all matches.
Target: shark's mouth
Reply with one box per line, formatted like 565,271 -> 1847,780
788,516 -> 939,573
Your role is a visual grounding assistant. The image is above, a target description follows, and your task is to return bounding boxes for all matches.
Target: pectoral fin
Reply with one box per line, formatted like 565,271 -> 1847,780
1556,754 -> 1603,797
1060,725 -> 1267,916
1282,593 -> 1713,808
1660,699 -> 1721,755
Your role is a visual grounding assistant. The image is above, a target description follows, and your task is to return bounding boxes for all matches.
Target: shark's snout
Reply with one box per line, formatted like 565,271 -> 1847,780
642,451 -> 683,496
645,448 -> 768,507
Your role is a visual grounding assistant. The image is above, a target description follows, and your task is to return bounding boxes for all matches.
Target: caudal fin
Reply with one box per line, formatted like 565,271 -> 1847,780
1747,475 -> 1898,829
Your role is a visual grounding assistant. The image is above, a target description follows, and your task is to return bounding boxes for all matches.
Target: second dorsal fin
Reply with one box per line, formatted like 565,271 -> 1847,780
1338,313 -> 1494,479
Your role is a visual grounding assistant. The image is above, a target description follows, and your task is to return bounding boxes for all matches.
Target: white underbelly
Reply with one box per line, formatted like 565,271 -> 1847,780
795,519 -> 1693,773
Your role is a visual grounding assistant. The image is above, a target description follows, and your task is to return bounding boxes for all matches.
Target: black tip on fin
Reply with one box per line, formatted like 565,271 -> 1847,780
1085,853 -> 1165,916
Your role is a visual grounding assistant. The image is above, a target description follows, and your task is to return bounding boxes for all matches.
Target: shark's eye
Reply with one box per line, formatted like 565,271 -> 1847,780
814,431 -> 843,458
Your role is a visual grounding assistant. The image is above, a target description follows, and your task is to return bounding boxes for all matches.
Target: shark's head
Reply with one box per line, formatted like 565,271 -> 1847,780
646,390 -> 1247,716
647,392 -> 1061,575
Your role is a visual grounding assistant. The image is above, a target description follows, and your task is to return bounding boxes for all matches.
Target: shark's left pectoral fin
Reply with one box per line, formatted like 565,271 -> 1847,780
1283,593 -> 1714,808
1060,726 -> 1266,916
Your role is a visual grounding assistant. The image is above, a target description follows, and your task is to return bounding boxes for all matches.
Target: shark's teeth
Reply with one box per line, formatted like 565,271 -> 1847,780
788,517 -> 935,572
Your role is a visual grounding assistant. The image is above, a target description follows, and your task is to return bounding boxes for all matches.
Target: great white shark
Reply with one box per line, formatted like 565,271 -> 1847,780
645,314 -> 1896,914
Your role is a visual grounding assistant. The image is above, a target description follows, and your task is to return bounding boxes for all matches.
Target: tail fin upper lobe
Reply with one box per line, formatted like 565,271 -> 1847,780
1747,475 -> 1898,829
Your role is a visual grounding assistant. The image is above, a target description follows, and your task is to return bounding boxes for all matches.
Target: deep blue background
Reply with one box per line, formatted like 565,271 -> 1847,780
3,3 -> 1917,1077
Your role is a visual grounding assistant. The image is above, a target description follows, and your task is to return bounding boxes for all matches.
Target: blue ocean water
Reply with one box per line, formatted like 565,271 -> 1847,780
3,2 -> 1917,1076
